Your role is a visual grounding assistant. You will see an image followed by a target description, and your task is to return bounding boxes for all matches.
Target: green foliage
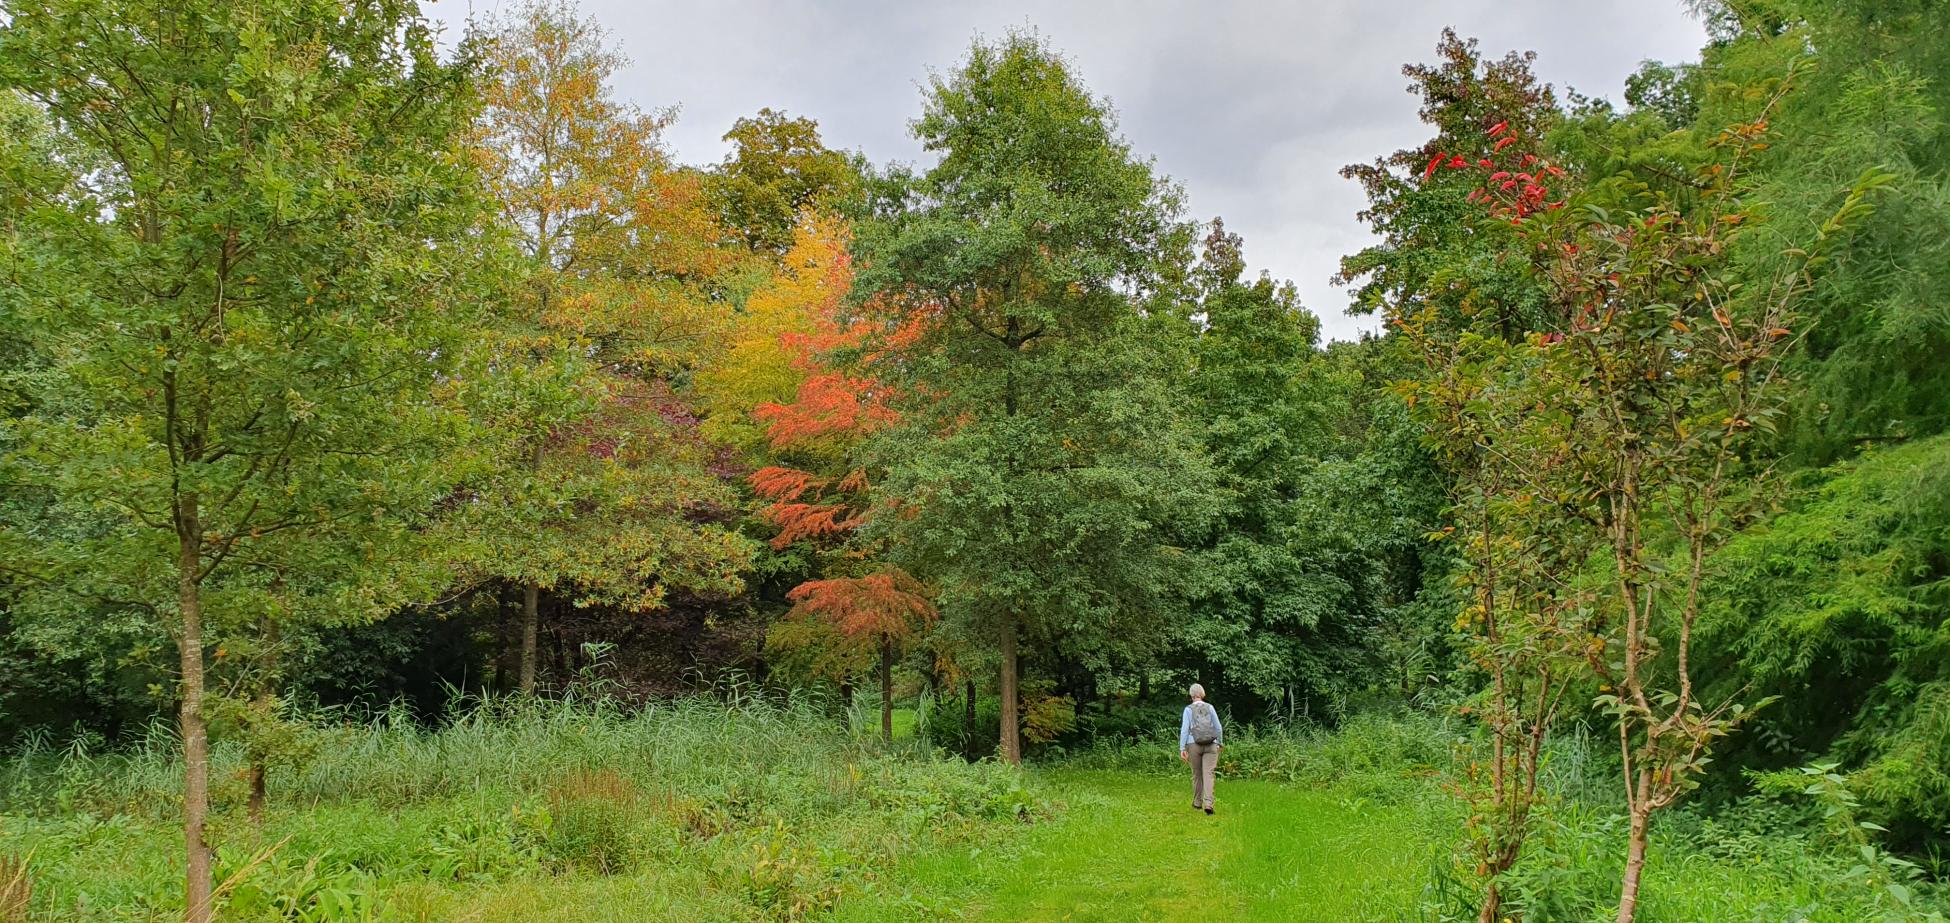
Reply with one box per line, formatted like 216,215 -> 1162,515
1175,224 -> 1443,711
1705,2 -> 1950,465
858,31 -> 1220,698
710,108 -> 862,256
0,0 -> 493,630
1701,435 -> 1950,843
1335,28 -> 1557,336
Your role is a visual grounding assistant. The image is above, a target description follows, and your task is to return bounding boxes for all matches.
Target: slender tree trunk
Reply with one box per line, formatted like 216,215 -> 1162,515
519,582 -> 540,693
249,622 -> 277,827
963,678 -> 976,759
247,760 -> 267,827
518,438 -> 545,694
496,585 -> 513,692
1617,802 -> 1650,923
1478,883 -> 1502,923
999,612 -> 1021,765
838,678 -> 854,722
879,633 -> 894,744
1138,671 -> 1149,703
175,498 -> 213,923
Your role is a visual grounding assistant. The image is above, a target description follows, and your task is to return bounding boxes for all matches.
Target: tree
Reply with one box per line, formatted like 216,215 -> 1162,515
1697,433 -> 1950,846
1444,91 -> 1888,921
1177,220 -> 1376,712
1336,29 -> 1558,341
774,571 -> 936,741
710,108 -> 861,257
0,2 -> 491,918
465,0 -> 752,692
713,217 -> 935,743
856,34 -> 1218,764
1395,318 -> 1597,923
1710,1 -> 1950,467
1384,109 -> 1602,921
694,216 -> 854,453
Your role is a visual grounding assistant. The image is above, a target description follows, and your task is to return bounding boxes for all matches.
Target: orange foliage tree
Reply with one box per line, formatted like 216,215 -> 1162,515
460,0 -> 754,692
723,226 -> 935,741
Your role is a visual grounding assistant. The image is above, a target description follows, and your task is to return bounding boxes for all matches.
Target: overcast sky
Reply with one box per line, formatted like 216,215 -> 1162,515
431,1 -> 1707,341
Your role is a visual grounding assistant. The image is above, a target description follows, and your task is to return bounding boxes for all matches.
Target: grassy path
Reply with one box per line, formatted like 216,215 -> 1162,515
834,769 -> 1437,922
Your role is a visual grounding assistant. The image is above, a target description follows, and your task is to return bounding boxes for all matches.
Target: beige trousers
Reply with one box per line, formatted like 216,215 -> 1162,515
1188,740 -> 1219,809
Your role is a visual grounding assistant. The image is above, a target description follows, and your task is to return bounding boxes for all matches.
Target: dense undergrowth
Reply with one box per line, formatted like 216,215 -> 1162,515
0,695 -> 1040,922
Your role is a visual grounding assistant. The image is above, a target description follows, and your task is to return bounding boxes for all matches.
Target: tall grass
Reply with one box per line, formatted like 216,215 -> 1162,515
0,693 -> 1042,922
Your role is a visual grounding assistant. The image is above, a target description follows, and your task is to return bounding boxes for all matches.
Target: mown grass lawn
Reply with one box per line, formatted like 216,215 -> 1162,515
835,768 -> 1438,922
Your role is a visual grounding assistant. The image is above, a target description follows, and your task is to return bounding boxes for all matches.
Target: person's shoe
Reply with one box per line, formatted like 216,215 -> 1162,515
1204,807 -> 1214,815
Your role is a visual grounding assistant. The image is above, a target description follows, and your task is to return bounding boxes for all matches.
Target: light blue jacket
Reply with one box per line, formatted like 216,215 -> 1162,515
1179,701 -> 1223,749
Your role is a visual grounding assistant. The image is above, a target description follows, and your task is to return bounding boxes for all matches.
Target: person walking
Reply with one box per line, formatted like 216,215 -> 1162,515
1179,683 -> 1223,814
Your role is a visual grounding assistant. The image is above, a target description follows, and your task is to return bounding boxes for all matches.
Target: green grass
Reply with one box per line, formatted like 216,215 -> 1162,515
4,704 -> 1945,922
0,696 -> 1043,922
833,768 -> 1438,922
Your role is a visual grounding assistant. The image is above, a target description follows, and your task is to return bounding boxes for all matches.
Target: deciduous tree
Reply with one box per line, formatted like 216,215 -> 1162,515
0,2 -> 492,917
464,0 -> 752,690
856,34 -> 1218,764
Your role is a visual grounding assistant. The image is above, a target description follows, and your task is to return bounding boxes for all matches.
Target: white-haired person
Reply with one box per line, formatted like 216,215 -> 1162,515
1178,683 -> 1224,814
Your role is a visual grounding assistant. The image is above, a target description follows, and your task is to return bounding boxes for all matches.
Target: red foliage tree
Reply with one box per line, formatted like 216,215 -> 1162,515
749,286 -> 936,742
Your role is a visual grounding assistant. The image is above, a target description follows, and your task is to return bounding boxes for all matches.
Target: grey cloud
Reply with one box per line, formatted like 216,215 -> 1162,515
432,0 -> 1705,340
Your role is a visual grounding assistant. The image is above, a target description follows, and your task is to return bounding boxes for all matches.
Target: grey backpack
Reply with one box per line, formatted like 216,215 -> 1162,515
1188,701 -> 1219,745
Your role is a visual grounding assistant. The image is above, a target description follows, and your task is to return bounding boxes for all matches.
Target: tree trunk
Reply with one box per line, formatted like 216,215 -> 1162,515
175,498 -> 213,923
963,678 -> 977,759
1138,671 -> 1149,703
838,678 -> 854,722
496,585 -> 513,692
247,759 -> 267,827
518,439 -> 545,694
999,612 -> 1021,765
518,581 -> 540,694
1478,881 -> 1502,923
879,633 -> 894,744
1616,804 -> 1650,923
